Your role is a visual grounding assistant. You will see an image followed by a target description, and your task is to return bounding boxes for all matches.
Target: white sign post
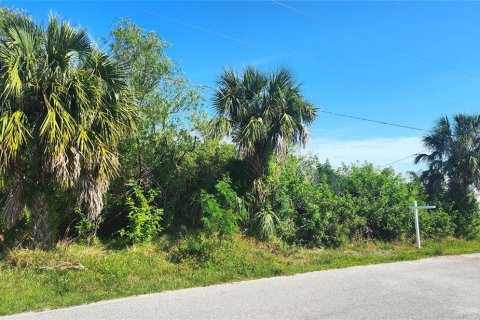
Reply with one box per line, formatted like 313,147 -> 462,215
412,200 -> 435,249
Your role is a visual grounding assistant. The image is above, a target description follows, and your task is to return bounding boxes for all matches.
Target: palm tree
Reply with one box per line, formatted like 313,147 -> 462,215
212,66 -> 317,180
0,13 -> 137,249
415,114 -> 480,237
415,114 -> 480,197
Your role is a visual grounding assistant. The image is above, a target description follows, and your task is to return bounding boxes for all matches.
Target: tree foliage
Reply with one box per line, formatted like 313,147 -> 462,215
212,67 -> 317,179
0,12 -> 137,248
200,176 -> 247,236
415,114 -> 480,237
1,10 -> 478,251
119,180 -> 163,244
99,19 -> 233,238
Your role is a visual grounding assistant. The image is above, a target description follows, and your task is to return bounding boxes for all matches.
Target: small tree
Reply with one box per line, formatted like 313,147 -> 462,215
212,67 -> 317,180
120,181 -> 163,244
200,176 -> 247,237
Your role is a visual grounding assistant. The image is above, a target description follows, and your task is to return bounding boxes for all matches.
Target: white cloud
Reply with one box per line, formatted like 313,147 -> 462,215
298,136 -> 425,173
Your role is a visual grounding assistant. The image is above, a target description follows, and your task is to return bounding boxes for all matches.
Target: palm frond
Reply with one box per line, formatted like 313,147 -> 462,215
237,117 -> 267,156
0,111 -> 31,172
0,12 -> 137,231
254,206 -> 277,240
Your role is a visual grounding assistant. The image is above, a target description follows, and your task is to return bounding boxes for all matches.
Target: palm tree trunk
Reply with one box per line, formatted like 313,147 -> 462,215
30,192 -> 50,250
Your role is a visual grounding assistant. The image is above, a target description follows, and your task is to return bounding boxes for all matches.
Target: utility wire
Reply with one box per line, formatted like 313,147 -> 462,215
272,0 -> 480,80
317,110 -> 434,168
319,109 -> 430,133
319,109 -> 463,137
135,71 -> 435,168
118,2 -> 294,60
116,3 -> 453,169
379,150 -> 426,168
135,73 -> 435,136
116,1 -> 471,109
135,69 -> 435,135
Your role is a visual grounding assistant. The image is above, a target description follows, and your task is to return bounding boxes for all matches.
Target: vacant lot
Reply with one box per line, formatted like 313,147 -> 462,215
1,236 -> 480,316
5,253 -> 480,320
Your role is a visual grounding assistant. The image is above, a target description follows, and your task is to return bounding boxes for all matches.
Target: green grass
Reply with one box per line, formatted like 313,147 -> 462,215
1,235 -> 480,316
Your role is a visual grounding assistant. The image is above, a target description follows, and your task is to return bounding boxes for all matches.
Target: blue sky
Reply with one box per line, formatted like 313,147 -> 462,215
3,1 -> 480,172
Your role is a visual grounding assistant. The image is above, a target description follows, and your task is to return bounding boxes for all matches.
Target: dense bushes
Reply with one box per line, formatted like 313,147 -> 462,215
248,157 -> 473,247
337,165 -> 417,241
1,12 -> 478,251
441,190 -> 479,238
192,155 -> 474,249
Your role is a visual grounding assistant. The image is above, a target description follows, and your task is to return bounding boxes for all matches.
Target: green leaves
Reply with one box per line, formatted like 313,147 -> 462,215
200,176 -> 247,237
212,66 -> 317,179
0,111 -> 30,172
415,113 -> 480,237
120,180 -> 163,244
237,117 -> 267,156
46,15 -> 90,68
109,18 -> 173,101
0,11 -> 137,237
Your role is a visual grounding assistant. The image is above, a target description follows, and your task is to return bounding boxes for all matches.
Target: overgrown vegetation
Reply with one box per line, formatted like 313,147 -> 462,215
119,181 -> 163,244
1,8 -> 480,314
1,236 -> 480,316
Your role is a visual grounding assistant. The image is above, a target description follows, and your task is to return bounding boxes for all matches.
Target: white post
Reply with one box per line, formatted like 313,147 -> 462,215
411,201 -> 435,249
414,200 -> 421,249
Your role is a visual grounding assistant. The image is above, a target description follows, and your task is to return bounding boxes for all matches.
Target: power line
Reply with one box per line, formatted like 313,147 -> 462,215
134,69 -> 435,134
379,150 -> 426,168
117,1 -> 471,110
320,109 -> 464,137
317,110 -> 435,168
118,2 -> 294,60
134,71 -> 435,168
272,0 -> 480,80
134,70 -> 434,135
319,109 -> 430,133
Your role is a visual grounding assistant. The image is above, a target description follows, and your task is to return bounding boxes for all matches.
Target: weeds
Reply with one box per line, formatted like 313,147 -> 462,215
1,236 -> 480,315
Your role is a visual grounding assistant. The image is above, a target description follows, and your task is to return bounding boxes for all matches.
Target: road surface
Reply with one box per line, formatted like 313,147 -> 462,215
4,253 -> 480,319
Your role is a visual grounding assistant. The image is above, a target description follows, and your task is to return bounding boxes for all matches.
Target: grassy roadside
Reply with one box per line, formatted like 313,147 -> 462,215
1,235 -> 480,316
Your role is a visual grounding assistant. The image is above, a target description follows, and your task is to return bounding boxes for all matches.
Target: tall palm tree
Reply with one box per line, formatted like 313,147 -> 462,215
415,114 -> 480,197
212,66 -> 317,180
0,13 -> 137,249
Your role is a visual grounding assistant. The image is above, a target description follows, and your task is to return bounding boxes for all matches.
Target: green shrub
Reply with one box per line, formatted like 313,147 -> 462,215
426,188 -> 480,239
200,176 -> 247,236
263,157 -> 333,247
119,181 -> 163,244
168,233 -> 219,264
449,192 -> 480,239
253,204 -> 277,240
74,207 -> 101,242
337,165 -> 418,241
420,208 -> 454,239
262,158 -> 429,247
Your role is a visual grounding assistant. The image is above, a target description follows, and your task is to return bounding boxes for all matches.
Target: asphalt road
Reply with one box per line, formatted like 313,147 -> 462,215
4,253 -> 480,320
